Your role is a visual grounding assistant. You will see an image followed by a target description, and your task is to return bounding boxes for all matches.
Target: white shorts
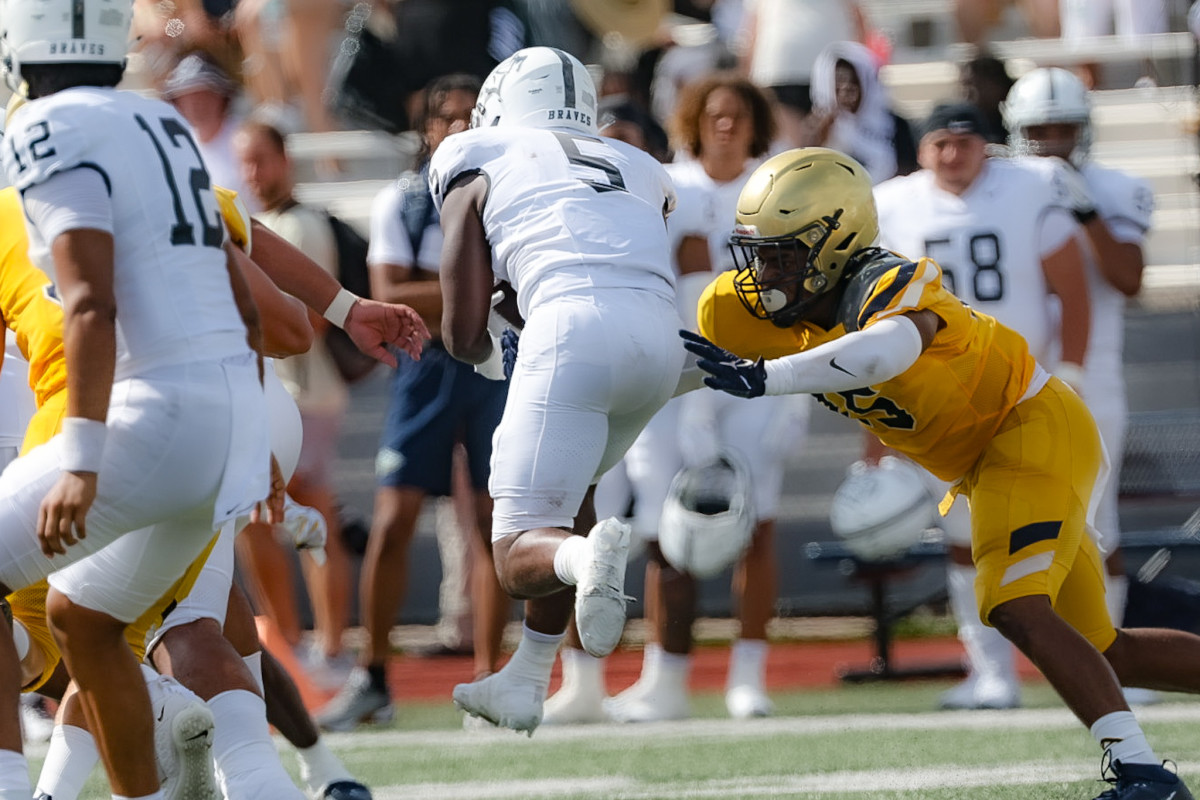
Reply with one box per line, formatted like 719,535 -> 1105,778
489,289 -> 684,539
1061,0 -> 1168,39
0,357 -> 269,622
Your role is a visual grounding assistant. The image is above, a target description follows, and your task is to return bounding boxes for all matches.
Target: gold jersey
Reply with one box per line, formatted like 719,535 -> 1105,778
698,249 -> 1039,481
0,187 -> 67,407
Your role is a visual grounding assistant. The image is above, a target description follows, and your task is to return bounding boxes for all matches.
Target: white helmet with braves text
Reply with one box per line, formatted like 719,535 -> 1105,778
0,0 -> 133,91
472,46 -> 598,135
658,454 -> 756,579
1002,67 -> 1092,166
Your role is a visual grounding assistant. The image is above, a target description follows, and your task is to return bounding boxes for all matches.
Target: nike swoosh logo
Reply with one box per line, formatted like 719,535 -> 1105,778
829,358 -> 855,377
157,706 -> 166,722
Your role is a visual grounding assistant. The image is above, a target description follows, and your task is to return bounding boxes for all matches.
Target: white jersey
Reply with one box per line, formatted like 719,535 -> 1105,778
1080,161 -> 1153,397
873,157 -> 1077,364
1,87 -> 251,380
665,158 -> 758,274
429,126 -> 677,318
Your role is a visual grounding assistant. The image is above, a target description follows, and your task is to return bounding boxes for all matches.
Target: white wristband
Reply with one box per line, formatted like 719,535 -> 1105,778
60,417 -> 106,473
322,287 -> 358,329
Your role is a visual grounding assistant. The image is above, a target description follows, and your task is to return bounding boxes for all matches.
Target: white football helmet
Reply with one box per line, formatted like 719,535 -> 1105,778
658,455 -> 755,579
0,0 -> 132,91
829,456 -> 936,562
1001,67 -> 1092,166
472,46 -> 598,135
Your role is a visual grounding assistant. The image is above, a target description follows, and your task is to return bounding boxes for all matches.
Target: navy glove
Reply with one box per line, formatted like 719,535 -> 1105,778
501,327 -> 520,380
679,330 -> 767,399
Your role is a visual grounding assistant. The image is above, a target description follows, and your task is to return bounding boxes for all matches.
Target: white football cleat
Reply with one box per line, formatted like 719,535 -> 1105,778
452,671 -> 545,736
725,683 -> 774,719
149,673 -> 220,800
603,678 -> 690,723
938,674 -> 1020,710
19,694 -> 54,744
575,518 -> 632,658
541,681 -> 609,725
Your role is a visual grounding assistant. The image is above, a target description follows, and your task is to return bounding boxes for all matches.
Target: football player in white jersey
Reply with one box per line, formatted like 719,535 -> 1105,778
873,101 -> 1091,711
0,3 -> 414,797
1004,66 -> 1155,704
429,46 -> 686,734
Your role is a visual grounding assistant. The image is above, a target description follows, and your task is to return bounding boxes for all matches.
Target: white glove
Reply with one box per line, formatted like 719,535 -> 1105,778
473,331 -> 507,381
1054,158 -> 1097,222
280,494 -> 328,565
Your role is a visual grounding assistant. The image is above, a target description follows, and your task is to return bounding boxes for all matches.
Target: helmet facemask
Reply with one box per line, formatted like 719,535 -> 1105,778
730,210 -> 844,328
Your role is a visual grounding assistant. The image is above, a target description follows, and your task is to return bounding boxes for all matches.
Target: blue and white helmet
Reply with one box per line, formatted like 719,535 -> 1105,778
0,0 -> 132,91
472,46 -> 598,135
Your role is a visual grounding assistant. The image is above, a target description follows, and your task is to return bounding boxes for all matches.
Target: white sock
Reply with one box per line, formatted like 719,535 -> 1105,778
1106,574 -> 1129,629
559,648 -> 605,694
947,562 -> 1016,684
34,724 -> 99,800
657,650 -> 691,687
728,638 -> 768,689
501,624 -> 564,691
112,793 -> 164,800
242,651 -> 265,694
208,689 -> 306,799
296,738 -> 352,797
552,536 -> 589,586
1091,710 -> 1158,766
0,748 -> 31,800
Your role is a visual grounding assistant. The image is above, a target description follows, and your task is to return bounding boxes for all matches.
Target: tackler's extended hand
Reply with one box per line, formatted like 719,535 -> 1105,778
679,330 -> 766,399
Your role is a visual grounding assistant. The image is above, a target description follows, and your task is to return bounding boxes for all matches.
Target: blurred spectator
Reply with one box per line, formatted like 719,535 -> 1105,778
599,95 -> 673,162
234,121 -> 355,688
649,22 -> 738,125
954,0 -> 1059,47
959,51 -> 1016,145
803,40 -> 918,182
164,52 -> 257,210
738,0 -> 867,148
1059,0 -> 1169,88
131,0 -> 241,92
234,0 -> 344,133
316,74 -> 511,732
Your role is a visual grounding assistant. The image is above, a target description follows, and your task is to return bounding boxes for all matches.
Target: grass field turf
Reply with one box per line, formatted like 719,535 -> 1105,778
49,681 -> 1200,799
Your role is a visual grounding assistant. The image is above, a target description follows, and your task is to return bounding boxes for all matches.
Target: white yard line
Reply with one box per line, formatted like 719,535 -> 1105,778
367,761 -> 1200,799
323,701 -> 1200,752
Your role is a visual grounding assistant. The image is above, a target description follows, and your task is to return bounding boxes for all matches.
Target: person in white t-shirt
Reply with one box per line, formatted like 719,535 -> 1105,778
430,47 -> 686,735
1004,67 -> 1156,704
873,101 -> 1091,711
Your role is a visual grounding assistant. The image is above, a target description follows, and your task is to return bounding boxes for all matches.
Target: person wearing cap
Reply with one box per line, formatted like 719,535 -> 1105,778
164,51 -> 256,211
872,100 -> 1091,711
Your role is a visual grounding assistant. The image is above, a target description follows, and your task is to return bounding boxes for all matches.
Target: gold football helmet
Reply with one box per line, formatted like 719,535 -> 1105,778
730,147 -> 879,327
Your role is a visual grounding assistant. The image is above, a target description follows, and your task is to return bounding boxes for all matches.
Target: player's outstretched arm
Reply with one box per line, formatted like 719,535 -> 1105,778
248,221 -> 428,362
228,244 -> 313,358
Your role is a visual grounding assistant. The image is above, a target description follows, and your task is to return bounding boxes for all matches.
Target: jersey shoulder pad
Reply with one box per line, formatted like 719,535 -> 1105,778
428,130 -> 490,212
1086,164 -> 1154,232
2,96 -> 97,193
836,248 -> 928,333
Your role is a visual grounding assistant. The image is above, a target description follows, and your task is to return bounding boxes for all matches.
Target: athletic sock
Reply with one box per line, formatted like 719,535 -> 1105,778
728,638 -> 768,689
208,689 -> 306,799
1091,710 -> 1158,766
34,724 -> 99,800
242,651 -> 265,694
296,738 -> 353,797
503,624 -> 564,691
553,536 -> 589,586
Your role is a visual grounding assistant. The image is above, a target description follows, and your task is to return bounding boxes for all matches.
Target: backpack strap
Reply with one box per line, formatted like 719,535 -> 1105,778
399,164 -> 437,263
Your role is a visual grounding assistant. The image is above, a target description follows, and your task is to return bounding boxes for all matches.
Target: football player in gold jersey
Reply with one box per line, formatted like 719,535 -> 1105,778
682,147 -> 1200,800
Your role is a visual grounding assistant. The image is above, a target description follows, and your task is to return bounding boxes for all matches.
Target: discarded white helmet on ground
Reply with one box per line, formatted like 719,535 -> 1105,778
658,454 -> 755,578
829,456 -> 936,562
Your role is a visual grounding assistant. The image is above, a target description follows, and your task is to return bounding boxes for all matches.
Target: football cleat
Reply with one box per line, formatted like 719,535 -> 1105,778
1095,758 -> 1195,800
315,668 -> 393,733
452,670 -> 545,735
938,674 -> 1021,711
19,694 -> 54,744
149,673 -> 220,800
541,680 -> 609,725
574,518 -> 632,658
725,684 -> 774,720
603,677 -> 690,723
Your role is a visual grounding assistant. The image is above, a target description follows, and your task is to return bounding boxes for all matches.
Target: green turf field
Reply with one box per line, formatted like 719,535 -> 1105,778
45,681 -> 1200,799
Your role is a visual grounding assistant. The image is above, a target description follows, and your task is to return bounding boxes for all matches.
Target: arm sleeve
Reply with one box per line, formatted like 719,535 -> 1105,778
22,167 -> 114,244
763,314 -> 924,395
